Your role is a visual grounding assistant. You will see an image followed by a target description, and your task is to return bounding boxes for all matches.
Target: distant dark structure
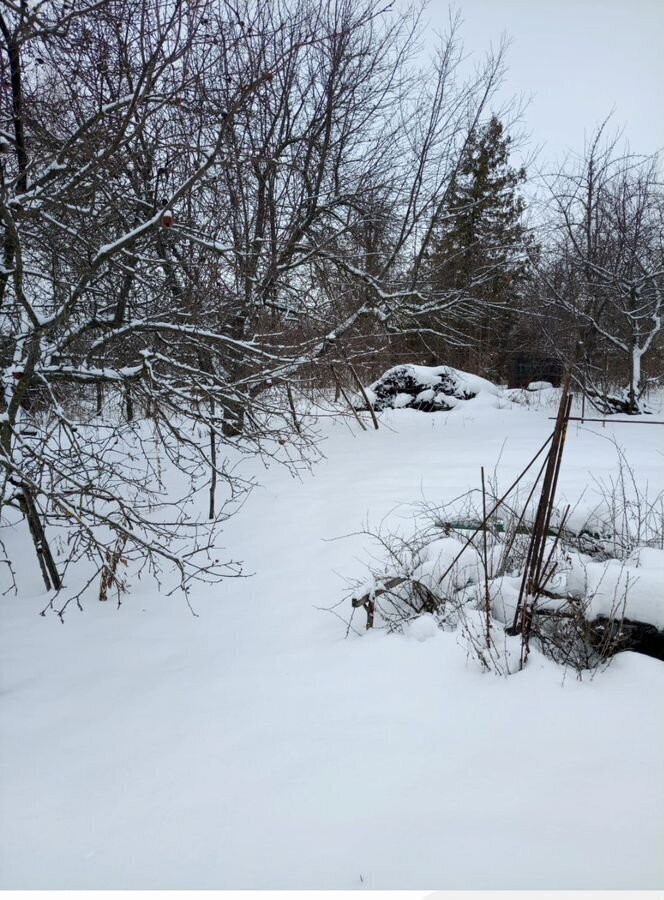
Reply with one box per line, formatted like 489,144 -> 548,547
508,352 -> 563,389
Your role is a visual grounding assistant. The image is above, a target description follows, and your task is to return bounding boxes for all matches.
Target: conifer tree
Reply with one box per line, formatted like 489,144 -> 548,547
423,115 -> 531,378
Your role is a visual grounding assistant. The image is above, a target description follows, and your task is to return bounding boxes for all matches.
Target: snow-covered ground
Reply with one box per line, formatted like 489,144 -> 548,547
1,394 -> 663,889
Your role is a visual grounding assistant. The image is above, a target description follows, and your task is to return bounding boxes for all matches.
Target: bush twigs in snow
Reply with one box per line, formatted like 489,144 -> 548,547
347,361 -> 379,430
351,429 -> 555,628
344,383 -> 664,673
330,365 -> 368,432
98,534 -> 128,603
345,494 -> 647,674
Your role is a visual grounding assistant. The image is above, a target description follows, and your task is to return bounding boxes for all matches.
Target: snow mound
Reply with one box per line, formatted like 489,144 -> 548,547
412,536 -> 482,594
357,364 -> 501,412
568,547 -> 664,631
505,385 -> 560,409
406,613 -> 439,642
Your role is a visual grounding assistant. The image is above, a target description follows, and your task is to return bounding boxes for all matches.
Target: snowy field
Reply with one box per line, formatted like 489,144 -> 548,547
1,393 -> 663,889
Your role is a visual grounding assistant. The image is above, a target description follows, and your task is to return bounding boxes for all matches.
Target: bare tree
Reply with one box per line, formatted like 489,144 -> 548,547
0,0 -> 516,613
0,0 -> 284,612
534,124 -> 664,412
181,4 -> 513,397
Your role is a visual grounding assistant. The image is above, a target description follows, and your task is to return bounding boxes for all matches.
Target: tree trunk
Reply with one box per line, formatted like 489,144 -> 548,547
125,386 -> 134,422
628,344 -> 642,413
221,397 -> 245,438
19,488 -> 61,591
209,399 -> 217,519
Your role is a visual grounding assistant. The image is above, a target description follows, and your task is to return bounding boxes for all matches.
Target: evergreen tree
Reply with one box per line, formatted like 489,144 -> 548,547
423,115 -> 532,379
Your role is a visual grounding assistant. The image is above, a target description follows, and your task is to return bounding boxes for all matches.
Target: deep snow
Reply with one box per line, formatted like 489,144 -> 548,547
1,395 -> 663,889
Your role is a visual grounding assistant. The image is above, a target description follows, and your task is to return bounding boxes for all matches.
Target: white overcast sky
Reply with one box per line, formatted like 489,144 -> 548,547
418,0 -> 664,167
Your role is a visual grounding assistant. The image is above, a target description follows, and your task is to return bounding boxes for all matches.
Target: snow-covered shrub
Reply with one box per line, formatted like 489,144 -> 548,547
348,526 -> 520,674
344,484 -> 664,674
585,386 -> 651,416
355,364 -> 502,412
